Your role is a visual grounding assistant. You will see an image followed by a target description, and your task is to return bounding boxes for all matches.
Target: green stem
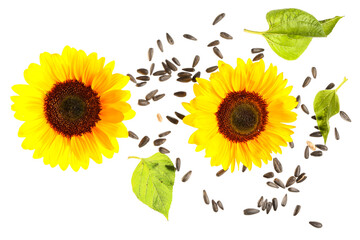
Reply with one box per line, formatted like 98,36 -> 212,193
335,77 -> 348,92
128,156 -> 141,160
244,29 -> 264,35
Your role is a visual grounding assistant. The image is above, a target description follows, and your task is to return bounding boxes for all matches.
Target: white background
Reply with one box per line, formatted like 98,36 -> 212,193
0,0 -> 359,239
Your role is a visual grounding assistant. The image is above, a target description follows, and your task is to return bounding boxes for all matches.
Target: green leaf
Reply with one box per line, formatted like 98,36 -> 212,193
313,77 -> 348,143
319,16 -> 344,36
131,153 -> 175,220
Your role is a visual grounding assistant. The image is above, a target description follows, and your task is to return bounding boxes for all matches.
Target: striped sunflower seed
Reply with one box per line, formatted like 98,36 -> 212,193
178,72 -> 192,78
296,174 -> 307,184
216,168 -> 227,177
157,39 -> 163,52
192,71 -> 201,82
253,53 -> 264,61
212,200 -> 218,212
244,208 -> 260,215
127,73 -> 136,83
288,187 -> 300,193
206,66 -> 218,73
296,95 -> 301,108
286,176 -> 297,187
262,199 -> 268,211
174,91 -> 187,97
266,202 -> 272,214
242,165 -> 247,172
251,48 -> 264,53
281,194 -> 288,207
326,83 -> 335,89
138,99 -> 150,106
192,55 -> 200,68
166,116 -> 179,125
315,144 -> 328,151
340,111 -> 351,122
310,131 -> 322,137
177,77 -> 192,83
304,146 -> 309,159
274,178 -> 285,189
165,59 -> 178,71
176,158 -> 181,172
149,63 -> 155,75
183,34 -> 197,41
267,181 -> 279,189
182,170 -> 192,182
175,112 -> 185,120
335,127 -> 340,140
145,89 -> 158,101
207,40 -> 220,47
154,138 -> 166,146
289,141 -> 294,148
148,48 -> 154,61
136,82 -> 146,87
128,131 -> 139,140
162,62 -> 171,74
213,47 -> 223,59
212,13 -> 225,25
294,165 -> 301,177
159,147 -> 170,154
136,76 -> 150,81
272,198 -> 278,211
310,151 -> 323,157
153,94 -> 165,101
312,67 -> 317,78
263,172 -> 274,178
257,196 -> 264,208
137,68 -> 148,75
217,200 -> 224,210
153,70 -> 166,76
220,32 -> 233,39
159,75 -> 171,82
302,76 -> 311,88
182,67 -> 195,72
203,190 -> 209,204
139,136 -> 150,148
301,104 -> 309,114
166,33 -> 174,45
159,131 -> 171,137
273,157 -> 283,173
172,57 -> 181,66
309,221 -> 323,228
293,205 -> 301,216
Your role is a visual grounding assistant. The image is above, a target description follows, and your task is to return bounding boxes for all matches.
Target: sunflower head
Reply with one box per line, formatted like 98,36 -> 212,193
11,46 -> 135,171
182,59 -> 297,172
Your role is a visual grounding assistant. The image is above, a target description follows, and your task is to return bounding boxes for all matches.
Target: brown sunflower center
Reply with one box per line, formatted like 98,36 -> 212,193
216,91 -> 268,143
44,80 -> 101,138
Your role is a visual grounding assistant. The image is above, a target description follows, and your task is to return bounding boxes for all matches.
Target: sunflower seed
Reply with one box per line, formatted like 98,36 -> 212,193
326,82 -> 335,90
281,194 -> 288,207
212,13 -> 225,25
158,131 -> 171,137
157,113 -> 163,122
220,32 -> 233,39
252,53 -> 264,61
166,59 -> 178,71
157,39 -> 164,52
311,151 -> 323,157
288,187 -> 300,193
311,67 -> 317,78
154,138 -> 166,146
128,131 -> 139,140
207,40 -> 220,47
178,72 -> 192,78
257,196 -> 264,208
166,116 -> 179,125
296,174 -> 307,183
192,55 -> 200,68
136,82 -> 147,87
145,89 -> 158,101
172,57 -> 181,66
192,71 -> 201,82
266,202 -> 272,214
149,63 -> 155,75
216,169 -> 227,177
203,190 -> 209,204
153,93 -> 165,101
335,127 -> 340,140
262,199 -> 268,211
304,146 -> 309,159
340,111 -> 351,122
159,75 -> 171,81
182,67 -> 195,72
310,131 -> 322,137
294,165 -> 301,177
148,48 -> 154,61
137,68 -> 148,75
166,33 -> 174,45
242,165 -> 247,172
296,95 -> 301,108
267,181 -> 279,189
217,200 -> 224,210
309,221 -> 323,228
274,178 -> 285,189
174,91 -> 187,97
244,208 -> 260,215
315,144 -> 328,151
314,125 -> 319,130
177,77 -> 192,83
311,115 -> 316,120
127,73 -> 136,83
293,205 -> 301,216
175,112 -> 185,120
286,176 -> 297,187
162,62 -> 171,74
289,141 -> 294,148
136,76 -> 150,81
213,47 -> 223,59
153,70 -> 167,76
301,104 -> 309,114
139,136 -> 150,148
138,99 -> 150,106
206,66 -> 218,73
159,147 -> 170,154
176,158 -> 181,172
306,140 -> 316,151
183,34 -> 197,41
263,172 -> 274,178
273,158 -> 283,173
272,198 -> 278,211
251,48 -> 264,53
302,76 -> 311,88
182,170 -> 192,182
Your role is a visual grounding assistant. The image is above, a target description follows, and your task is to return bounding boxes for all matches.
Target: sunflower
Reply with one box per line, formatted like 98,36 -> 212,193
182,58 -> 297,172
11,46 -> 135,171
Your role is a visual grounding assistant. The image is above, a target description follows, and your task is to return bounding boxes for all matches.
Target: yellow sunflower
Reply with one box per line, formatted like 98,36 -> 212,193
11,46 -> 135,171
182,58 -> 297,172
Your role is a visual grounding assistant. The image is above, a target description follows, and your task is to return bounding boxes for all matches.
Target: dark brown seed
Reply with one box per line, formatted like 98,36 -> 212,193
154,138 -> 166,146
293,205 -> 301,216
286,176 -> 297,187
181,170 -> 192,182
175,112 -> 185,120
203,190 -> 209,204
288,187 -> 300,193
139,136 -> 150,148
172,57 -> 181,66
157,39 -> 163,52
177,77 -> 192,83
159,147 -> 170,154
311,151 -> 323,157
296,95 -> 301,109
244,208 -> 260,215
153,94 -> 165,101
312,67 -> 317,78
145,89 -> 158,101
302,76 -> 311,88
182,67 -> 195,72
206,66 -> 218,73
281,194 -> 288,207
311,115 -> 316,120
273,158 -> 283,173
176,158 -> 181,172
263,172 -> 274,178
127,73 -> 136,83
136,82 -> 147,87
138,99 -> 150,106
296,175 -> 307,184
340,111 -> 351,122
335,127 -> 340,140
272,198 -> 278,211
257,196 -> 264,208
213,47 -> 223,59
267,181 -> 279,189
149,63 -> 155,75
220,32 -> 233,39
136,76 -> 150,81
242,165 -> 247,172
178,72 -> 192,78
301,104 -> 309,114
216,168 -> 227,177
266,202 -> 272,214
310,131 -> 322,137
326,83 -> 335,90
137,68 -> 148,75
166,33 -> 174,45
159,131 -> 171,137
192,55 -> 200,68
128,131 -> 139,140
253,53 -> 264,61
314,125 -> 319,130
207,40 -> 220,47
166,59 -> 178,71
251,48 -> 264,53
157,113 -> 163,122
153,70 -> 167,76
166,116 -> 179,124
262,199 -> 268,211
159,75 -> 171,81
289,142 -> 294,148
217,200 -> 224,210
274,178 -> 285,189
315,144 -> 328,151
309,221 -> 323,228
162,62 -> 171,74
174,91 -> 187,97
192,71 -> 201,82
294,165 -> 301,177
305,146 -> 309,159
148,48 -> 154,61
183,34 -> 197,41
212,13 -> 225,25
